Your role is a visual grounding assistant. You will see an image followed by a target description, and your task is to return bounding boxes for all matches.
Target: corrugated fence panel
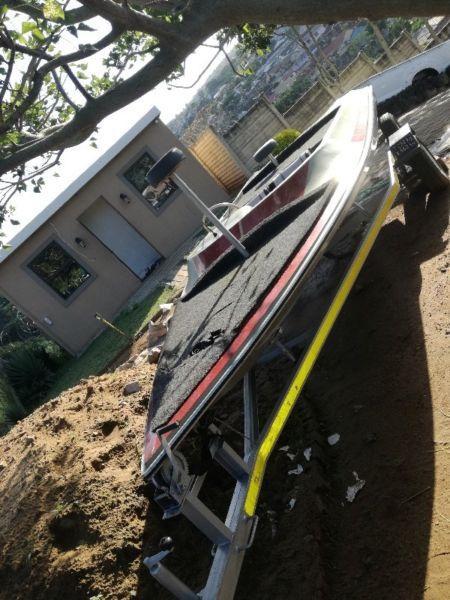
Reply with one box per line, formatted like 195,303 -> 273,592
190,128 -> 247,193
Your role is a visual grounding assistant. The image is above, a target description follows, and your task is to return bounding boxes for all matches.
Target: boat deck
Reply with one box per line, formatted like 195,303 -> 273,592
149,189 -> 330,429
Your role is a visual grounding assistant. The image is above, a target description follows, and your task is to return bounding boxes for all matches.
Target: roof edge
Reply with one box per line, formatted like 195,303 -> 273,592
0,105 -> 160,263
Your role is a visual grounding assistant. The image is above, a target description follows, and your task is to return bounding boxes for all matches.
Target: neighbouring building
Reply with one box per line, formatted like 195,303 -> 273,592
0,107 -> 228,355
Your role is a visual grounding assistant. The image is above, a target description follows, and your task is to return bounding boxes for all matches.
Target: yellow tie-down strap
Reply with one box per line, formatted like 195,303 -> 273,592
244,174 -> 400,517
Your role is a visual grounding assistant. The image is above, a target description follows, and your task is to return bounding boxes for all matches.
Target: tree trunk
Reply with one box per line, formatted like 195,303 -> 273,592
306,25 -> 341,82
367,19 -> 396,66
289,27 -> 336,88
424,20 -> 441,44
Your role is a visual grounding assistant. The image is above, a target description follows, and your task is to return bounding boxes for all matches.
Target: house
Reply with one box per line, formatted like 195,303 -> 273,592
0,107 -> 228,355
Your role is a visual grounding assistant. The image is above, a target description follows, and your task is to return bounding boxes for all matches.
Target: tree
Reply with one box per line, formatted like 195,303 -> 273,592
0,0 -> 448,213
366,19 -> 396,65
423,19 -> 441,44
286,26 -> 342,90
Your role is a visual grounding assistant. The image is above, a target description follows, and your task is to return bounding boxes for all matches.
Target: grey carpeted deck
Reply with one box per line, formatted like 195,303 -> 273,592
149,190 -> 330,429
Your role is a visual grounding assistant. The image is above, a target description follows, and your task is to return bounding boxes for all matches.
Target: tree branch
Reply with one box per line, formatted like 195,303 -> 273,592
0,26 -> 122,135
51,71 -> 79,111
168,48 -> 220,88
0,0 -> 95,24
214,0 -> 450,24
0,47 -> 14,112
220,47 -> 245,77
0,45 -> 188,174
79,0 -> 187,44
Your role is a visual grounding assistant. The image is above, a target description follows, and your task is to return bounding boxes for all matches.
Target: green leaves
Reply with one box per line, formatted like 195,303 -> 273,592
17,20 -> 46,43
43,0 -> 65,22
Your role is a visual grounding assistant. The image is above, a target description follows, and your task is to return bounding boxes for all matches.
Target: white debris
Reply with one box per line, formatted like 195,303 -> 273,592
288,464 -> 304,476
303,447 -> 312,461
134,348 -> 150,366
160,303 -> 173,313
346,471 -> 366,503
278,445 -> 290,452
286,452 -> 296,461
327,433 -> 340,446
287,498 -> 296,511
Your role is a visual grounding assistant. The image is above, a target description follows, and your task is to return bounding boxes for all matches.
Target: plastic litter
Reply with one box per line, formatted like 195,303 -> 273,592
303,447 -> 312,461
287,498 -> 296,511
346,471 -> 366,502
327,433 -> 340,446
288,464 -> 304,476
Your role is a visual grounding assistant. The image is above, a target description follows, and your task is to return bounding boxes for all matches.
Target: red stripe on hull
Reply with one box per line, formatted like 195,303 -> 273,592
195,165 -> 309,274
143,204 -> 328,463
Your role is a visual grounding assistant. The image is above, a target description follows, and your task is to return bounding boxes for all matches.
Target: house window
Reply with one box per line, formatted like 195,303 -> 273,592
123,151 -> 178,211
28,241 -> 90,300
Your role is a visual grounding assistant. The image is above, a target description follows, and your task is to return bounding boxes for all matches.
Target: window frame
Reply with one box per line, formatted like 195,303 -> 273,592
119,145 -> 182,215
24,237 -> 95,305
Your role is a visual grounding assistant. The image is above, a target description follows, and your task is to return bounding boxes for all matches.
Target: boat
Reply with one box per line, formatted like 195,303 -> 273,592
139,85 -> 447,598
141,86 -> 396,480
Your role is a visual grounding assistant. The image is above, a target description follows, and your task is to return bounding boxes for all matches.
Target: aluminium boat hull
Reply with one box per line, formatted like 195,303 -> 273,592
142,86 -> 397,479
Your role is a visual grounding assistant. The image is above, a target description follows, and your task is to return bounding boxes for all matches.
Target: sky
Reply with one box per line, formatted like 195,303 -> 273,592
2,12 -> 226,242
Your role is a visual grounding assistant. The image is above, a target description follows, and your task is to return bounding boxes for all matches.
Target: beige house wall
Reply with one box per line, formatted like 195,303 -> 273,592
0,118 -> 228,355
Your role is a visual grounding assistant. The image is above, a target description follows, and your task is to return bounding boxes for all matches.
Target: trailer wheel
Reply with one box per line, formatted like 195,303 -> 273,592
146,147 -> 185,188
408,145 -> 450,193
379,113 -> 401,139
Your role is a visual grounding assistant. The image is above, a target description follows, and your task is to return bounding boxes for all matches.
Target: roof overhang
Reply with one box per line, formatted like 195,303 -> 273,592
0,105 -> 160,264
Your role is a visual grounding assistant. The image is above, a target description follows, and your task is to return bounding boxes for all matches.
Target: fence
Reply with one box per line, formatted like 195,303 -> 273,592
191,30 -> 443,177
189,127 -> 248,194
223,31 -> 422,169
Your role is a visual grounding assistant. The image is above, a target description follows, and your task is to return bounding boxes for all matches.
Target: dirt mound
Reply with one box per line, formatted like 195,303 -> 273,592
0,363 -> 165,600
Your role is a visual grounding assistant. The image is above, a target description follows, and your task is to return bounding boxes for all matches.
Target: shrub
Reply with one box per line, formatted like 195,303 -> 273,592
0,337 -> 68,368
0,376 -> 26,434
4,348 -> 55,408
273,128 -> 301,155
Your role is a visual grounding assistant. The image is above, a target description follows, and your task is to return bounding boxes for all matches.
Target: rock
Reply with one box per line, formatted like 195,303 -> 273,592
134,348 -> 150,366
327,433 -> 340,446
123,381 -> 141,396
24,435 -> 35,446
148,321 -> 168,348
116,361 -> 133,372
91,458 -> 105,471
148,346 -> 161,364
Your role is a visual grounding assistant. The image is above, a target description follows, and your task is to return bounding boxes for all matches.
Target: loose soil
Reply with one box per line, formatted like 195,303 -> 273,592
0,96 -> 449,599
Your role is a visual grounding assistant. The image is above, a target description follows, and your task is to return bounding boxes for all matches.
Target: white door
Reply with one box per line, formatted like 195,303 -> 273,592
80,198 -> 160,279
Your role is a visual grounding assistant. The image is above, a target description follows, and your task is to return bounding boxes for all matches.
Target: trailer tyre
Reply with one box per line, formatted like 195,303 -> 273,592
409,145 -> 450,193
146,147 -> 185,188
379,113 -> 401,139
